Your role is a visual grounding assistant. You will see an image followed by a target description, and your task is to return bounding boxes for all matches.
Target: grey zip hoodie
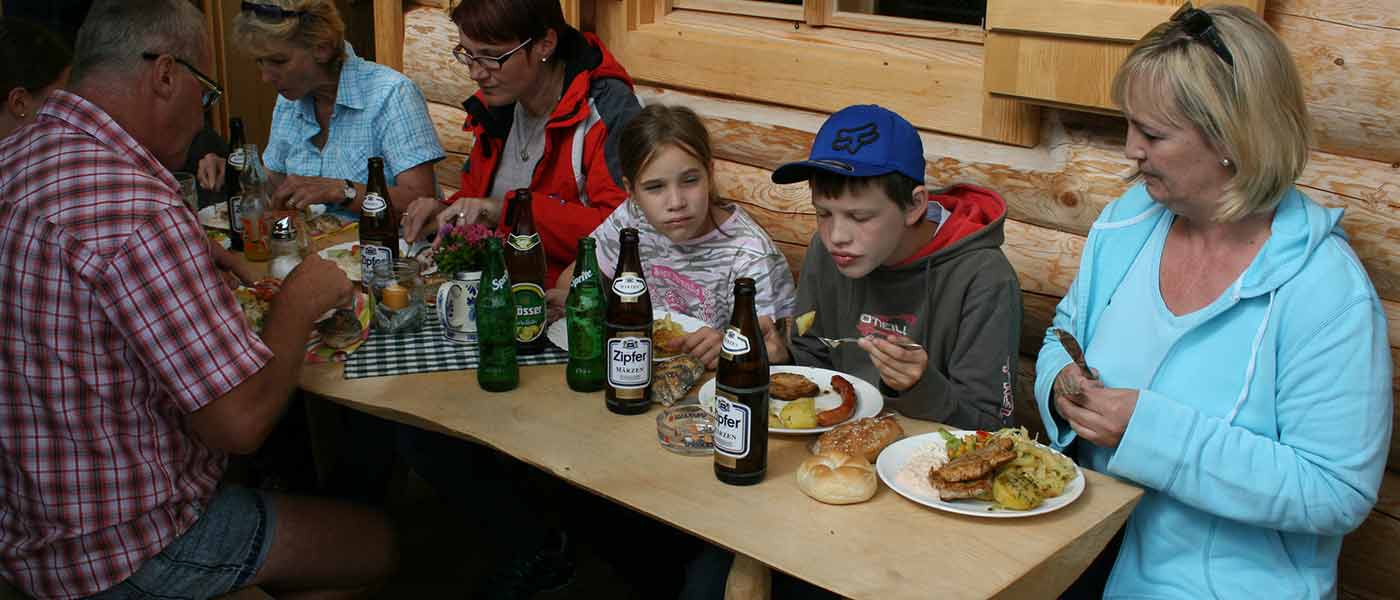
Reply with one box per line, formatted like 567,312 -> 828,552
788,184 -> 1021,430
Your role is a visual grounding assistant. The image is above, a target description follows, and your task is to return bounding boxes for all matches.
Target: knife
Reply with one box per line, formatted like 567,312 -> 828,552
1052,328 -> 1098,380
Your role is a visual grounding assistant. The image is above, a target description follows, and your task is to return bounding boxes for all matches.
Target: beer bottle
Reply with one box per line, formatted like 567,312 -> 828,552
238,144 -> 272,262
566,237 -> 606,392
604,228 -> 653,414
713,277 -> 769,485
359,157 -> 398,281
504,188 -> 548,354
224,117 -> 246,251
476,237 -> 519,392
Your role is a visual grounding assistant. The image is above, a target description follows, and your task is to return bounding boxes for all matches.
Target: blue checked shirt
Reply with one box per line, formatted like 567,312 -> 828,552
263,43 -> 444,186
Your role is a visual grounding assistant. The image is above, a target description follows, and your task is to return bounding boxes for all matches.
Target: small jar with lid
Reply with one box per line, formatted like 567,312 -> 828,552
268,216 -> 303,280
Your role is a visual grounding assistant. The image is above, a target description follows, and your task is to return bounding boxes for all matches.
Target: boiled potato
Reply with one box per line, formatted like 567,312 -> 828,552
795,310 -> 816,336
993,469 -> 1045,510
777,397 -> 818,429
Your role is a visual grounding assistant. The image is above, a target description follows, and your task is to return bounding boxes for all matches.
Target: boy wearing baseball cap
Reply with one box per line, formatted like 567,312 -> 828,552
765,104 -> 1021,430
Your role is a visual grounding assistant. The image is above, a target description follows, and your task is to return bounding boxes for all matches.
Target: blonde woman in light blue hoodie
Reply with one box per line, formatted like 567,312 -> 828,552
1036,5 -> 1391,599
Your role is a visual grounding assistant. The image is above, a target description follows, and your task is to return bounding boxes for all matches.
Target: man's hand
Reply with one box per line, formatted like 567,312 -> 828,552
209,242 -> 256,289
197,152 -> 225,190
273,175 -> 348,211
403,196 -> 445,242
677,326 -> 723,370
758,316 -> 790,364
276,254 -> 353,322
857,334 -> 927,392
1054,385 -> 1137,449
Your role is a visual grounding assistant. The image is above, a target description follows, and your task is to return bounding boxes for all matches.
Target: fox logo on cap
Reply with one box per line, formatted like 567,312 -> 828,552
832,123 -> 879,155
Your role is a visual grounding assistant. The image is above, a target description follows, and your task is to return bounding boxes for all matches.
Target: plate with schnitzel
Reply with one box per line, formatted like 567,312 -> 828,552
877,429 -> 1084,518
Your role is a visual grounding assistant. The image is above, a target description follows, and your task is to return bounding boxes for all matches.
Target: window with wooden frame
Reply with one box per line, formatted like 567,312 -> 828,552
598,0 -> 1038,146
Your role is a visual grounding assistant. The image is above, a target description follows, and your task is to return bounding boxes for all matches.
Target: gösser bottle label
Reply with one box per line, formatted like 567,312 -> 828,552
607,335 -> 651,390
508,232 -> 541,252
713,393 -> 751,459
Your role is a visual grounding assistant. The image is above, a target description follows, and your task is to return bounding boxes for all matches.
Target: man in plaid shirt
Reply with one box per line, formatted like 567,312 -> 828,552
0,1 -> 396,598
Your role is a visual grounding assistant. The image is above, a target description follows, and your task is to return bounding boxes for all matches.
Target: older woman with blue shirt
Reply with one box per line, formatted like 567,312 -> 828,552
198,0 -> 443,213
1039,5 -> 1391,598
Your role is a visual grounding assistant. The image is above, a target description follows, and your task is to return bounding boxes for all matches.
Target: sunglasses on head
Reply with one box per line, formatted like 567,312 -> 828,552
240,1 -> 306,22
1171,2 -> 1234,67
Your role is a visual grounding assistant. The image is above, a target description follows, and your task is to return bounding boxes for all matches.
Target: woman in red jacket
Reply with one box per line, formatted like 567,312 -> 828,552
402,0 -> 641,287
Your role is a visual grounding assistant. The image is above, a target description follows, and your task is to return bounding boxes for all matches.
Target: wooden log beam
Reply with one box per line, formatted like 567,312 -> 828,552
1266,8 -> 1400,165
373,0 -> 405,72
1340,501 -> 1400,599
406,5 -> 474,107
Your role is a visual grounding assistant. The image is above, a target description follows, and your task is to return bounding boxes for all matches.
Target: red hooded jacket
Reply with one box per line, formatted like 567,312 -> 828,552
446,29 -> 640,286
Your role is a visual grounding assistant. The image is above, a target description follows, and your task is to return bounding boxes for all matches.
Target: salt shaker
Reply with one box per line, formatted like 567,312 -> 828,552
268,216 -> 302,280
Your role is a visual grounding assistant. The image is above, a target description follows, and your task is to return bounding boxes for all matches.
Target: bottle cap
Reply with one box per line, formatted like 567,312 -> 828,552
271,216 -> 297,240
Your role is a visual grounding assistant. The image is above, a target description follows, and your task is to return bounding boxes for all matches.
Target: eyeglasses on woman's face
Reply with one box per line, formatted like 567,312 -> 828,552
1170,3 -> 1234,67
141,52 -> 224,109
452,38 -> 532,71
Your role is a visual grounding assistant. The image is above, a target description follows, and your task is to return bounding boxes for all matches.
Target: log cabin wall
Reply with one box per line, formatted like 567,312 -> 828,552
388,0 -> 1396,596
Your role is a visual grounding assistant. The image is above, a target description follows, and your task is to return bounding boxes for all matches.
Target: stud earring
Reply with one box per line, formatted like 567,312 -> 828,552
18,113 -> 26,118
1220,157 -> 1232,168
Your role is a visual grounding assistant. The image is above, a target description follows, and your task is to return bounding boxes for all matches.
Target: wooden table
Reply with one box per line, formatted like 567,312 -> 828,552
299,360 -> 1142,599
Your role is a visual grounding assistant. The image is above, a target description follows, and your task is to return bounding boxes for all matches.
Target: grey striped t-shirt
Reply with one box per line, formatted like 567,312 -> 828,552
593,201 -> 798,329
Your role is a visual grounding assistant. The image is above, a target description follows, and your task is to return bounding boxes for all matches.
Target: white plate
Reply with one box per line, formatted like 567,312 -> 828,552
697,366 -> 883,435
199,203 -> 326,230
318,239 -> 409,281
546,310 -> 706,362
199,204 -> 229,229
875,430 -> 1086,518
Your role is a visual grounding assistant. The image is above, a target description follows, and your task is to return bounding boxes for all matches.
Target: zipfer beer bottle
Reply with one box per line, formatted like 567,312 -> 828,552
359,157 -> 397,280
476,237 -> 519,392
504,189 -> 548,354
604,228 -> 653,414
713,277 -> 769,485
566,237 -> 606,392
224,117 -> 246,251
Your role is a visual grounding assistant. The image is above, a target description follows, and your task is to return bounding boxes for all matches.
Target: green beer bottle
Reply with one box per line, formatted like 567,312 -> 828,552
566,237 -> 606,392
504,189 -> 548,354
476,237 -> 519,392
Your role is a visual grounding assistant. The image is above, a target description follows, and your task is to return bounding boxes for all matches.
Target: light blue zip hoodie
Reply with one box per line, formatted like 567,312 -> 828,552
1035,183 -> 1392,599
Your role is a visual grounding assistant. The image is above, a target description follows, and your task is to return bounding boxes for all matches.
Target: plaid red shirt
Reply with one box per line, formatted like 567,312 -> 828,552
0,91 -> 274,599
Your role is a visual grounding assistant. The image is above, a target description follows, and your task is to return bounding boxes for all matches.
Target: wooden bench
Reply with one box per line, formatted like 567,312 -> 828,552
395,2 -> 1398,596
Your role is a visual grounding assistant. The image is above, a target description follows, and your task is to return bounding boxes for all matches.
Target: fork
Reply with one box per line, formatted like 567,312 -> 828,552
817,336 -> 923,351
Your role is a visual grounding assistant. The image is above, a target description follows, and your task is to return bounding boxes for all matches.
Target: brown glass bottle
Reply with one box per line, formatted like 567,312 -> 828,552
604,228 -> 653,415
503,188 -> 548,353
223,117 -> 246,251
713,277 -> 769,485
359,157 -> 397,279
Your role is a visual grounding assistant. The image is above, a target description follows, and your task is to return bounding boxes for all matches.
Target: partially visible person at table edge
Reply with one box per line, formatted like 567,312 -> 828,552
0,17 -> 71,141
198,0 -> 444,214
0,1 -> 397,598
1036,5 -> 1391,598
400,0 -> 642,287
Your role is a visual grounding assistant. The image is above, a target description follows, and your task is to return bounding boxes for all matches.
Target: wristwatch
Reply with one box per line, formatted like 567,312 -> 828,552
342,180 -> 357,206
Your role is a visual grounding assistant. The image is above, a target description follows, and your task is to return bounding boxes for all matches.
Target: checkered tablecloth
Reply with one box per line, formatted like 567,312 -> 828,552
344,317 -> 568,379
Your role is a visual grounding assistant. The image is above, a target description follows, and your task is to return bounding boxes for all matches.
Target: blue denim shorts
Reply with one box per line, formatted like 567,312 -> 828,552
87,485 -> 277,600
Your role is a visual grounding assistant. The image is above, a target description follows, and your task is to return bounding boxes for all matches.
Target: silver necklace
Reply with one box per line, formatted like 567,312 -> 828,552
512,102 -> 548,162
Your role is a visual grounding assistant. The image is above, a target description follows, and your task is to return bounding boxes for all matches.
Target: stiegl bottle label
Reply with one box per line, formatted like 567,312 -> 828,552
607,335 -> 651,391
713,393 -> 751,459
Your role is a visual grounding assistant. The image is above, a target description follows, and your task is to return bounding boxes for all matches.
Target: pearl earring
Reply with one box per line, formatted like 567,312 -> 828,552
18,113 -> 26,118
1220,157 -> 1232,168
